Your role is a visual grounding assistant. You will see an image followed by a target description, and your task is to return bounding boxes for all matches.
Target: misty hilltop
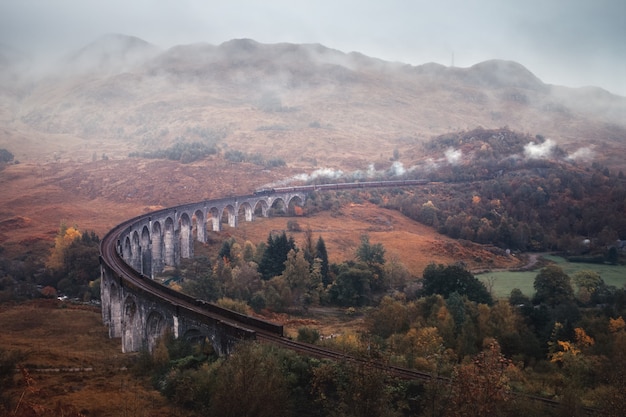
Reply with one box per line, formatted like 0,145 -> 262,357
1,34 -> 625,171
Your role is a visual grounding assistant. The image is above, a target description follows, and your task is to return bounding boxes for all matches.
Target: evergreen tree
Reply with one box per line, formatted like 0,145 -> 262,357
315,236 -> 330,287
258,232 -> 296,280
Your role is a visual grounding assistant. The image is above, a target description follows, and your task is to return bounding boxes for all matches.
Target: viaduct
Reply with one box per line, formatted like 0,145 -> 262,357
100,189 -> 306,354
98,181 -> 592,414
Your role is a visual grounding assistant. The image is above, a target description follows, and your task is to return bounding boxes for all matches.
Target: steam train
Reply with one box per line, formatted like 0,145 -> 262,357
253,179 -> 429,195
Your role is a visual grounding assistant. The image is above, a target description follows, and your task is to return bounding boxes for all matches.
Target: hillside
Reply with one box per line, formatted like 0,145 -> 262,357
1,36 -> 625,172
1,35 -> 625,276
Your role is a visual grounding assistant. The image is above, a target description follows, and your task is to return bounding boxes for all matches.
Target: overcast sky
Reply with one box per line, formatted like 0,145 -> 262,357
1,0 -> 624,95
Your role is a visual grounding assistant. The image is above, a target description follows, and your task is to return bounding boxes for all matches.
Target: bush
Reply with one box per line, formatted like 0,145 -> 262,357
297,327 -> 320,344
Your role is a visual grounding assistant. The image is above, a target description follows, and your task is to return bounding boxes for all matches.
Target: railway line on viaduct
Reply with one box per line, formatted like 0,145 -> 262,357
98,179 -> 596,415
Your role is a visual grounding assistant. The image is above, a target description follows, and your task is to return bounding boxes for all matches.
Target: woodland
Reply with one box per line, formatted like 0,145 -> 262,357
2,126 -> 626,416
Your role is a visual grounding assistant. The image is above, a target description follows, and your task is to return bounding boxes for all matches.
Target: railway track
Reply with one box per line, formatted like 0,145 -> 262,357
100,183 -> 599,415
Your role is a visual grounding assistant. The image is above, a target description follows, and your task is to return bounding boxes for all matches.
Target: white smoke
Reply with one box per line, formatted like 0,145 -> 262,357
567,147 -> 595,163
292,167 -> 345,182
524,138 -> 556,159
389,161 -> 406,176
445,148 -> 462,165
272,161 -> 411,188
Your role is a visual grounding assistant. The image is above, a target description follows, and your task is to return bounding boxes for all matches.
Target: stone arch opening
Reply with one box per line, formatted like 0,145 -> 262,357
183,328 -> 217,354
109,280 -> 122,338
287,195 -> 304,216
269,198 -> 286,216
122,296 -> 141,353
238,202 -> 253,222
254,199 -> 269,217
130,231 -> 141,271
141,226 -> 151,276
179,212 -> 193,259
193,209 -> 205,243
164,217 -> 176,266
145,311 -> 167,352
151,221 -> 163,275
209,207 -> 221,231
221,205 -> 236,227
122,235 -> 132,262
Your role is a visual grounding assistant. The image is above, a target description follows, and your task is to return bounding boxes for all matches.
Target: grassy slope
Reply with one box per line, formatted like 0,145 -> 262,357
0,299 -> 182,417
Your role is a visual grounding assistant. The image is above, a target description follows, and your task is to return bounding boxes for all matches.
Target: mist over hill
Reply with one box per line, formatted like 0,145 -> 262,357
1,34 -> 625,171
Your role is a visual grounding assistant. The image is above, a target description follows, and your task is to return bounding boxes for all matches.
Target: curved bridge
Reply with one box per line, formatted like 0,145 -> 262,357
100,190 -> 305,354
98,180 -> 592,414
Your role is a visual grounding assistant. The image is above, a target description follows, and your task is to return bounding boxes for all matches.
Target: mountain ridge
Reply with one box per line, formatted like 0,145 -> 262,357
0,35 -> 625,172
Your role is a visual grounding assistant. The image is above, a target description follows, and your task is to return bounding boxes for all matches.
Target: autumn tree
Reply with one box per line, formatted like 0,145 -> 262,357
366,296 -> 410,338
46,225 -> 100,298
445,341 -> 514,417
281,249 -> 321,311
46,223 -> 81,271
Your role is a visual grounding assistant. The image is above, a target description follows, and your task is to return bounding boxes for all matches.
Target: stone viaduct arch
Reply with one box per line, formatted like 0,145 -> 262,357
100,191 -> 306,354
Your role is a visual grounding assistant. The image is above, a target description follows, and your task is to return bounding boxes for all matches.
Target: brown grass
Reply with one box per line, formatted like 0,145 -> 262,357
0,300 -> 183,417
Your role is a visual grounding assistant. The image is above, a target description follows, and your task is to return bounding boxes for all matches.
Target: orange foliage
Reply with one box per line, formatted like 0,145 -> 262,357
609,316 -> 626,333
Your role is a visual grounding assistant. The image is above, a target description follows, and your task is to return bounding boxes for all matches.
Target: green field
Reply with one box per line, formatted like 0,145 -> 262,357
478,255 -> 626,299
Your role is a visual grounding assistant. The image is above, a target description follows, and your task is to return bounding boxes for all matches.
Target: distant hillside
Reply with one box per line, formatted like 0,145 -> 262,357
0,36 -> 625,171
65,33 -> 161,75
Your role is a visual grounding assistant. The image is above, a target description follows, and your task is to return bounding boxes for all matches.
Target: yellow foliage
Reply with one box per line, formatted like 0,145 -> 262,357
550,327 -> 594,363
609,316 -> 626,333
472,195 -> 481,204
550,340 -> 579,363
46,224 -> 82,270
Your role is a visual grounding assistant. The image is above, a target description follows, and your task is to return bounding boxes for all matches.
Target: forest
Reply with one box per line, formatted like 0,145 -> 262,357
137,223 -> 626,416
2,127 -> 626,415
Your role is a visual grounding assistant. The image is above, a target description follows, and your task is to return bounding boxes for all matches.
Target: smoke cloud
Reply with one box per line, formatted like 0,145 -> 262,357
567,147 -> 595,163
524,138 -> 556,159
445,148 -> 463,164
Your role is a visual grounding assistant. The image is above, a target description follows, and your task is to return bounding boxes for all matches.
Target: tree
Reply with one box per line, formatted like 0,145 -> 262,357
182,267 -> 221,302
209,343 -> 292,417
366,296 -> 409,338
532,265 -> 574,308
258,232 -> 295,280
315,236 -> 330,287
281,249 -> 313,311
218,240 -> 232,262
422,263 -> 493,305
445,341 -> 514,417
329,263 -> 373,307
46,223 -> 82,271
355,234 -> 385,266
572,270 -> 604,305
0,148 -> 14,163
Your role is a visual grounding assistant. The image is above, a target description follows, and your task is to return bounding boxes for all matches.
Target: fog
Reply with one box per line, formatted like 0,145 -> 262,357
1,0 -> 624,96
